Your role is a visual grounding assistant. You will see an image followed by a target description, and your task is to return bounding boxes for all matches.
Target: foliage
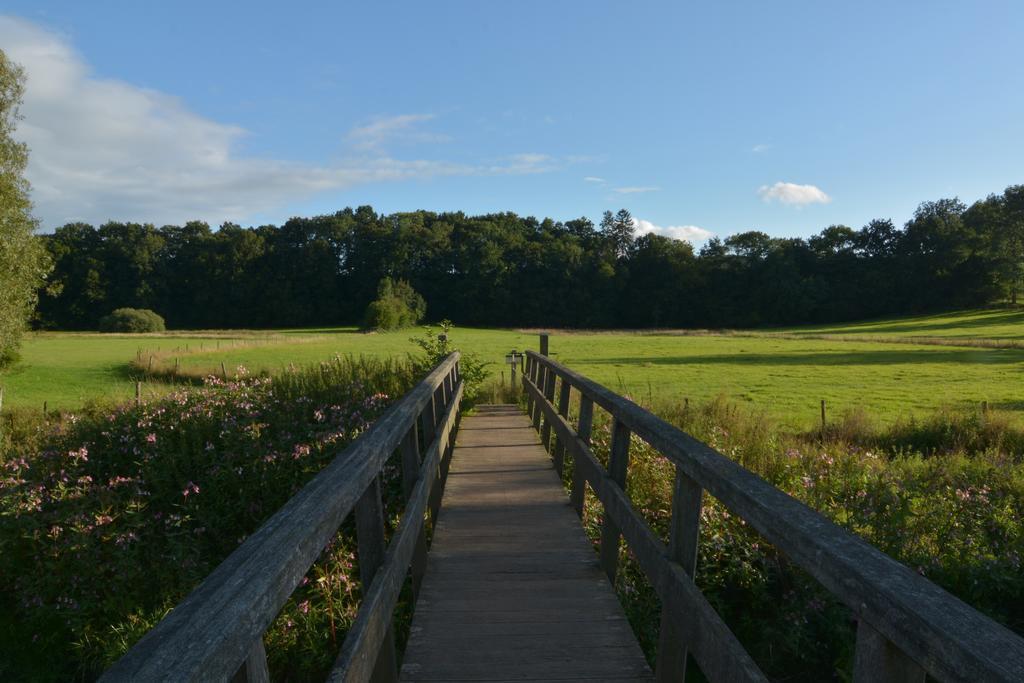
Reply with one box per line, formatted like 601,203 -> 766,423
409,320 -> 489,403
0,356 -> 418,681
0,49 -> 50,367
97,308 -> 166,333
566,395 -> 1024,681
364,277 -> 426,330
31,183 -> 1024,332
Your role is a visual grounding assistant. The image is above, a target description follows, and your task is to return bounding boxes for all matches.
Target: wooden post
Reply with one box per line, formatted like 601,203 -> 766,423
853,620 -> 925,683
539,332 -> 549,357
524,356 -> 534,416
135,381 -> 142,407
601,418 -> 631,584
820,399 -> 827,438
655,468 -> 703,682
221,361 -> 228,380
400,426 -> 428,600
354,476 -> 400,683
231,638 -> 270,683
532,365 -> 545,431
552,379 -> 572,476
540,369 -> 556,451
570,396 -> 594,518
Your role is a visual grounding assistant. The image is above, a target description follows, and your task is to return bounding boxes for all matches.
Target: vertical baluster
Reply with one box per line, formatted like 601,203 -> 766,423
354,476 -> 399,683
231,638 -> 269,683
400,426 -> 428,600
569,396 -> 593,518
600,417 -> 631,584
551,378 -> 571,475
655,467 -> 702,683
853,621 -> 925,683
540,370 -> 556,451
532,365 -> 545,430
420,395 -> 436,448
524,356 -> 534,414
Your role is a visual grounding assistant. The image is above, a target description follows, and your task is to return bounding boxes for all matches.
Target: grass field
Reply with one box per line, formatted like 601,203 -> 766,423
3,308 -> 1024,426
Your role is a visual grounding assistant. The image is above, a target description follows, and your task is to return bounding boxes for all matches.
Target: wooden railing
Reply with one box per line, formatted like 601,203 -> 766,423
101,353 -> 463,683
523,348 -> 1024,683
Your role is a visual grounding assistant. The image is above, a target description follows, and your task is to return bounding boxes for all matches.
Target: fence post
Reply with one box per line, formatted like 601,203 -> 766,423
655,468 -> 703,682
570,396 -> 593,519
540,369 -> 556,450
400,426 -> 429,600
231,638 -> 270,683
552,379 -> 571,476
354,476 -> 399,683
853,620 -> 925,683
539,332 -> 549,357
600,418 -> 631,584
532,364 -> 545,431
524,355 -> 534,415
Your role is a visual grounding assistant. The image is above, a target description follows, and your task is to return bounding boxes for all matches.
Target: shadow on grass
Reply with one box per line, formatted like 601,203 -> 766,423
807,309 -> 1024,337
583,348 -> 1024,367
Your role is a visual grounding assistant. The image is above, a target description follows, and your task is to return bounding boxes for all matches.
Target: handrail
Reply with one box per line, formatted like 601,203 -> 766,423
102,352 -> 463,683
524,349 -> 1024,683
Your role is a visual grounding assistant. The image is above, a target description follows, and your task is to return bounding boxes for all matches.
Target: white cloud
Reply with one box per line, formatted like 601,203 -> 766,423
613,186 -> 660,194
757,181 -> 831,206
583,176 -> 605,183
752,143 -> 771,153
0,16 -> 559,228
632,218 -> 713,244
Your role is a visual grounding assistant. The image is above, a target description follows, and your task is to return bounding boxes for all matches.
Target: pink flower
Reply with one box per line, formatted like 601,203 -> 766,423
298,600 -> 311,614
182,481 -> 200,498
146,433 -> 157,444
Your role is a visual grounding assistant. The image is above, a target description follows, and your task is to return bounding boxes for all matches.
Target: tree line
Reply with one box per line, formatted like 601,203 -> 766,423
34,185 -> 1024,331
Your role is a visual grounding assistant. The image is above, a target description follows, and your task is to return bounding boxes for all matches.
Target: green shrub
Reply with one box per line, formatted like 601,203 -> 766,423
98,308 -> 166,333
410,319 -> 490,403
364,278 -> 425,330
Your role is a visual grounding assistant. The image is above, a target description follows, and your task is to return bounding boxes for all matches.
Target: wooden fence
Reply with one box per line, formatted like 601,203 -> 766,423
523,348 -> 1024,683
101,352 -> 463,683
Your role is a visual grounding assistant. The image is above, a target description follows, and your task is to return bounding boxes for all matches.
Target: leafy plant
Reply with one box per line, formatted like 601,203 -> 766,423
409,320 -> 489,402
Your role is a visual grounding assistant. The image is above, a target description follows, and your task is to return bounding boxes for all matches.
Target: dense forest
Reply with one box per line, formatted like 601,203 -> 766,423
35,184 -> 1024,330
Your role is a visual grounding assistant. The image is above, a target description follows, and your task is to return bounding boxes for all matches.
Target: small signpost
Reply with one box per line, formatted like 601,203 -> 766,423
505,350 -> 523,384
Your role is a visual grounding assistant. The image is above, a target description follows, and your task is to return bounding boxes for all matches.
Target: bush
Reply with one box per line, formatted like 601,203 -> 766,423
98,308 -> 166,333
364,278 -> 425,330
410,320 -> 490,403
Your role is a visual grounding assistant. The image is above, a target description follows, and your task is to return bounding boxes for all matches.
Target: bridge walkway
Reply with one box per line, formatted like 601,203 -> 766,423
400,404 -> 653,682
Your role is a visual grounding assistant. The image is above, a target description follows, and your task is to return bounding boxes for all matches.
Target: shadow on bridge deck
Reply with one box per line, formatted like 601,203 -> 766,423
401,404 -> 653,682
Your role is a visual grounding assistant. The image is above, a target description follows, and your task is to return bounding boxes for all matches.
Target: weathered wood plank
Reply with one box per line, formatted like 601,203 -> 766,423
656,468 -> 703,683
570,395 -> 594,518
854,620 -> 926,683
401,405 -> 652,682
526,351 -> 1024,683
354,476 -> 399,683
552,378 -> 572,475
230,638 -> 269,683
600,418 -> 631,584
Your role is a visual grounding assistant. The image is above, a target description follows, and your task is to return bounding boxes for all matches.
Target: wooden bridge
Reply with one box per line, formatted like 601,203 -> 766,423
102,341 -> 1024,683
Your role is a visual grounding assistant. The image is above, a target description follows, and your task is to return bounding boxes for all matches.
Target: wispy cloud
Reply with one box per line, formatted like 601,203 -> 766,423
758,181 -> 831,206
752,143 -> 771,153
0,15 -> 561,228
583,176 -> 605,183
346,113 -> 450,151
613,186 -> 660,194
633,218 -> 713,244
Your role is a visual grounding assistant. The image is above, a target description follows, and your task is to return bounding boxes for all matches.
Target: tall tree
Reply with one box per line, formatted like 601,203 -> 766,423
0,50 -> 49,364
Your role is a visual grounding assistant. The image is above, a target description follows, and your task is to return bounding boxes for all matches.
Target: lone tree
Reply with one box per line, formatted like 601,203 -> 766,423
365,277 -> 426,330
0,49 -> 48,366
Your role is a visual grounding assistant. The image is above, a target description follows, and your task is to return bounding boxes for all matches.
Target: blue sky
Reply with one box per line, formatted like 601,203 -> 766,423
2,2 -> 1023,243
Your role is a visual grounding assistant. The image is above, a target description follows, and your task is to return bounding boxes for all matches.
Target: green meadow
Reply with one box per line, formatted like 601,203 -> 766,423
4,308 -> 1024,427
